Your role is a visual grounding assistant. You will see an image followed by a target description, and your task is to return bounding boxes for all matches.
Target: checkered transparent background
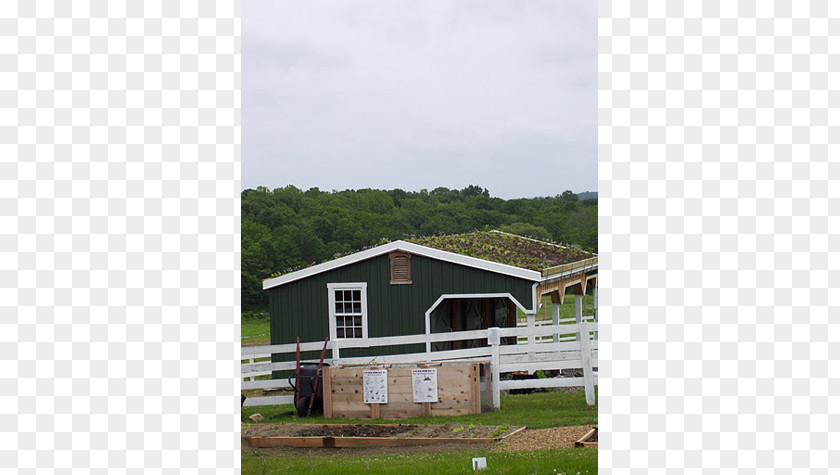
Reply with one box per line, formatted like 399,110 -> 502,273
2,1 -> 240,473
4,0 -> 838,473
599,1 -> 837,473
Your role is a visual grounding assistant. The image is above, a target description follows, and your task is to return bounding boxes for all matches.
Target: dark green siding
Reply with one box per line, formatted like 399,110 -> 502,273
268,253 -> 534,358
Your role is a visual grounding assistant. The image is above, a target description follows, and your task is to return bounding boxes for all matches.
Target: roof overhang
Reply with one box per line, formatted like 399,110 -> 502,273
540,259 -> 598,284
262,240 -> 545,290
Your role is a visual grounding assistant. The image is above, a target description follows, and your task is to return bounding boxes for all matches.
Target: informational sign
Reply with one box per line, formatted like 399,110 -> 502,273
363,369 -> 388,404
411,368 -> 438,403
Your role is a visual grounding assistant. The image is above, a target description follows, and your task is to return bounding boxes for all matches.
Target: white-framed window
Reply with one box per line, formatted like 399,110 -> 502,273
327,283 -> 368,340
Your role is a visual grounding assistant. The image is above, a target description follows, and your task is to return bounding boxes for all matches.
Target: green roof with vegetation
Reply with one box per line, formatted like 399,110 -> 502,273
268,231 -> 596,279
407,231 -> 595,272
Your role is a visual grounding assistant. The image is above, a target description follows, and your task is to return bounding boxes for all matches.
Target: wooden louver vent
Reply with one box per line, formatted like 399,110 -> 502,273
389,251 -> 412,285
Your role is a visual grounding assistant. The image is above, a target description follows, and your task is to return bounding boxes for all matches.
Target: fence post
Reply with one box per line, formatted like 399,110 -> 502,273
488,327 -> 501,409
331,339 -> 340,362
552,303 -> 560,343
249,357 -> 255,381
593,284 -> 598,341
579,322 -> 595,405
526,312 -> 536,355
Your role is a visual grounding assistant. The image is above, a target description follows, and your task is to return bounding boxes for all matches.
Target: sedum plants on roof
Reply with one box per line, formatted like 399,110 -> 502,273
269,230 -> 595,279
406,231 -> 595,271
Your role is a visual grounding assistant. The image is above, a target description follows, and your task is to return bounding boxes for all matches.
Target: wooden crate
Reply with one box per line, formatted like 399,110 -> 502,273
323,361 -> 487,419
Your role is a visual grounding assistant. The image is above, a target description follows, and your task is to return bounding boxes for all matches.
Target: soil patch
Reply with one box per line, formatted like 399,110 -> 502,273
298,424 -> 416,438
242,423 -> 518,440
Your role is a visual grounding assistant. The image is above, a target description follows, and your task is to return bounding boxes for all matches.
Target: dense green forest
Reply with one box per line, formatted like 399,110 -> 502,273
242,185 -> 597,311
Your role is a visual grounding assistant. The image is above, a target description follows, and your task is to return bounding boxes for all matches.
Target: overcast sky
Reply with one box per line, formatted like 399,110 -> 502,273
243,1 -> 597,199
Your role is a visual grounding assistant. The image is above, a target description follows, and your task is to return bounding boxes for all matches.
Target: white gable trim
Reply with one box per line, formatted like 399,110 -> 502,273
262,240 -> 543,290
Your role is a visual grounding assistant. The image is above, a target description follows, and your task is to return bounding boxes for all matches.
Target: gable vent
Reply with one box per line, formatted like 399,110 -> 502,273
389,251 -> 412,285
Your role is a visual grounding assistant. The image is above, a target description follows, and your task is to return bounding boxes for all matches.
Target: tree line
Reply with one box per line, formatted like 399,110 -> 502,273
242,185 -> 597,311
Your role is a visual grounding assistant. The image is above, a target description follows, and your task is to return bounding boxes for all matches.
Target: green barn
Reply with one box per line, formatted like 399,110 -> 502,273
262,231 -> 598,362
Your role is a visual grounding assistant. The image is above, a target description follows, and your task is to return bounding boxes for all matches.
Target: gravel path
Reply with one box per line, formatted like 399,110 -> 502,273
491,426 -> 594,452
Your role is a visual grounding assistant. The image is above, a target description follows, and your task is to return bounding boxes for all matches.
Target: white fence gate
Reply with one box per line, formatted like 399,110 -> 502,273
241,321 -> 597,409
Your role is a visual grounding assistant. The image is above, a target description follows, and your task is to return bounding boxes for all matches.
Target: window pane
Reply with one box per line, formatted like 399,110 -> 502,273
352,290 -> 361,301
335,302 -> 342,313
356,328 -> 364,338
352,302 -> 361,313
334,290 -> 344,303
354,316 -> 362,326
336,328 -> 344,338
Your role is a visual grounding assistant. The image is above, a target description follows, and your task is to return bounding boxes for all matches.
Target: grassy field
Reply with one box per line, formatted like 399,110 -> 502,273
242,389 -> 597,429
242,447 -> 597,474
242,314 -> 271,347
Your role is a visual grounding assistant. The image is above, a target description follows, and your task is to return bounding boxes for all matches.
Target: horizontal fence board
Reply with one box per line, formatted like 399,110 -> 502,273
499,359 -> 583,373
337,329 -> 492,350
243,395 -> 294,407
500,341 -> 581,355
242,340 -> 330,357
331,346 -> 491,366
242,379 -> 293,391
517,316 -> 594,327
501,350 -> 584,364
499,376 -> 598,390
242,371 -> 272,380
498,323 -> 594,338
242,327 -> 595,362
242,358 -> 328,375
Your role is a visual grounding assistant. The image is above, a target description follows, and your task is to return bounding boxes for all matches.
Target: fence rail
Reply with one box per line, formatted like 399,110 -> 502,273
516,315 -> 595,343
241,322 -> 597,409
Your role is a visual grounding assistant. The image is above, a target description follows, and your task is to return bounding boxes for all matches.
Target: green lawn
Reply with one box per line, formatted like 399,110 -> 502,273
242,447 -> 597,475
242,316 -> 270,347
242,389 -> 597,429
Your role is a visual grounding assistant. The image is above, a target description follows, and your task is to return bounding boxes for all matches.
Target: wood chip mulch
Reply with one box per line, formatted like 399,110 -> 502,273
491,426 -> 594,452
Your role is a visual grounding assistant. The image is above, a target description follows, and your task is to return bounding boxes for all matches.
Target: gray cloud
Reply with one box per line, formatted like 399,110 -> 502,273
243,0 -> 596,199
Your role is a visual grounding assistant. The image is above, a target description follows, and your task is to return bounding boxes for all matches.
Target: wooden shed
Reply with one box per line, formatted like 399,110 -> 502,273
262,231 -> 597,367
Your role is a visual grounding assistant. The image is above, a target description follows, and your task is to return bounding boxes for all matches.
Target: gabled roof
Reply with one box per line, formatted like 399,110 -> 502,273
262,231 -> 597,291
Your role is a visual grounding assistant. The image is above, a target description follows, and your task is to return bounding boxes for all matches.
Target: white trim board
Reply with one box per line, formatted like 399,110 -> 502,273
262,240 -> 543,290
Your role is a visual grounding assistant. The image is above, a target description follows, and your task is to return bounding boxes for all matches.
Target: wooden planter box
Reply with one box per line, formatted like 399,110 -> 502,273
323,361 -> 489,419
575,425 -> 598,447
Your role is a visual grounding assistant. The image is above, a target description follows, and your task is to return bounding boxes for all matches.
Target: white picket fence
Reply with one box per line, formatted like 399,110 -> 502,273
241,322 -> 598,409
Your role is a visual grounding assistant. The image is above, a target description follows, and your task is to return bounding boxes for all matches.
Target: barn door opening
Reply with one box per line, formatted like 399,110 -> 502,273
429,297 -> 517,351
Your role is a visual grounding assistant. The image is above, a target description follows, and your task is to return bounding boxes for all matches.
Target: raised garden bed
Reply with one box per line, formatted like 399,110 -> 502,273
574,425 -> 597,447
243,423 -> 524,448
